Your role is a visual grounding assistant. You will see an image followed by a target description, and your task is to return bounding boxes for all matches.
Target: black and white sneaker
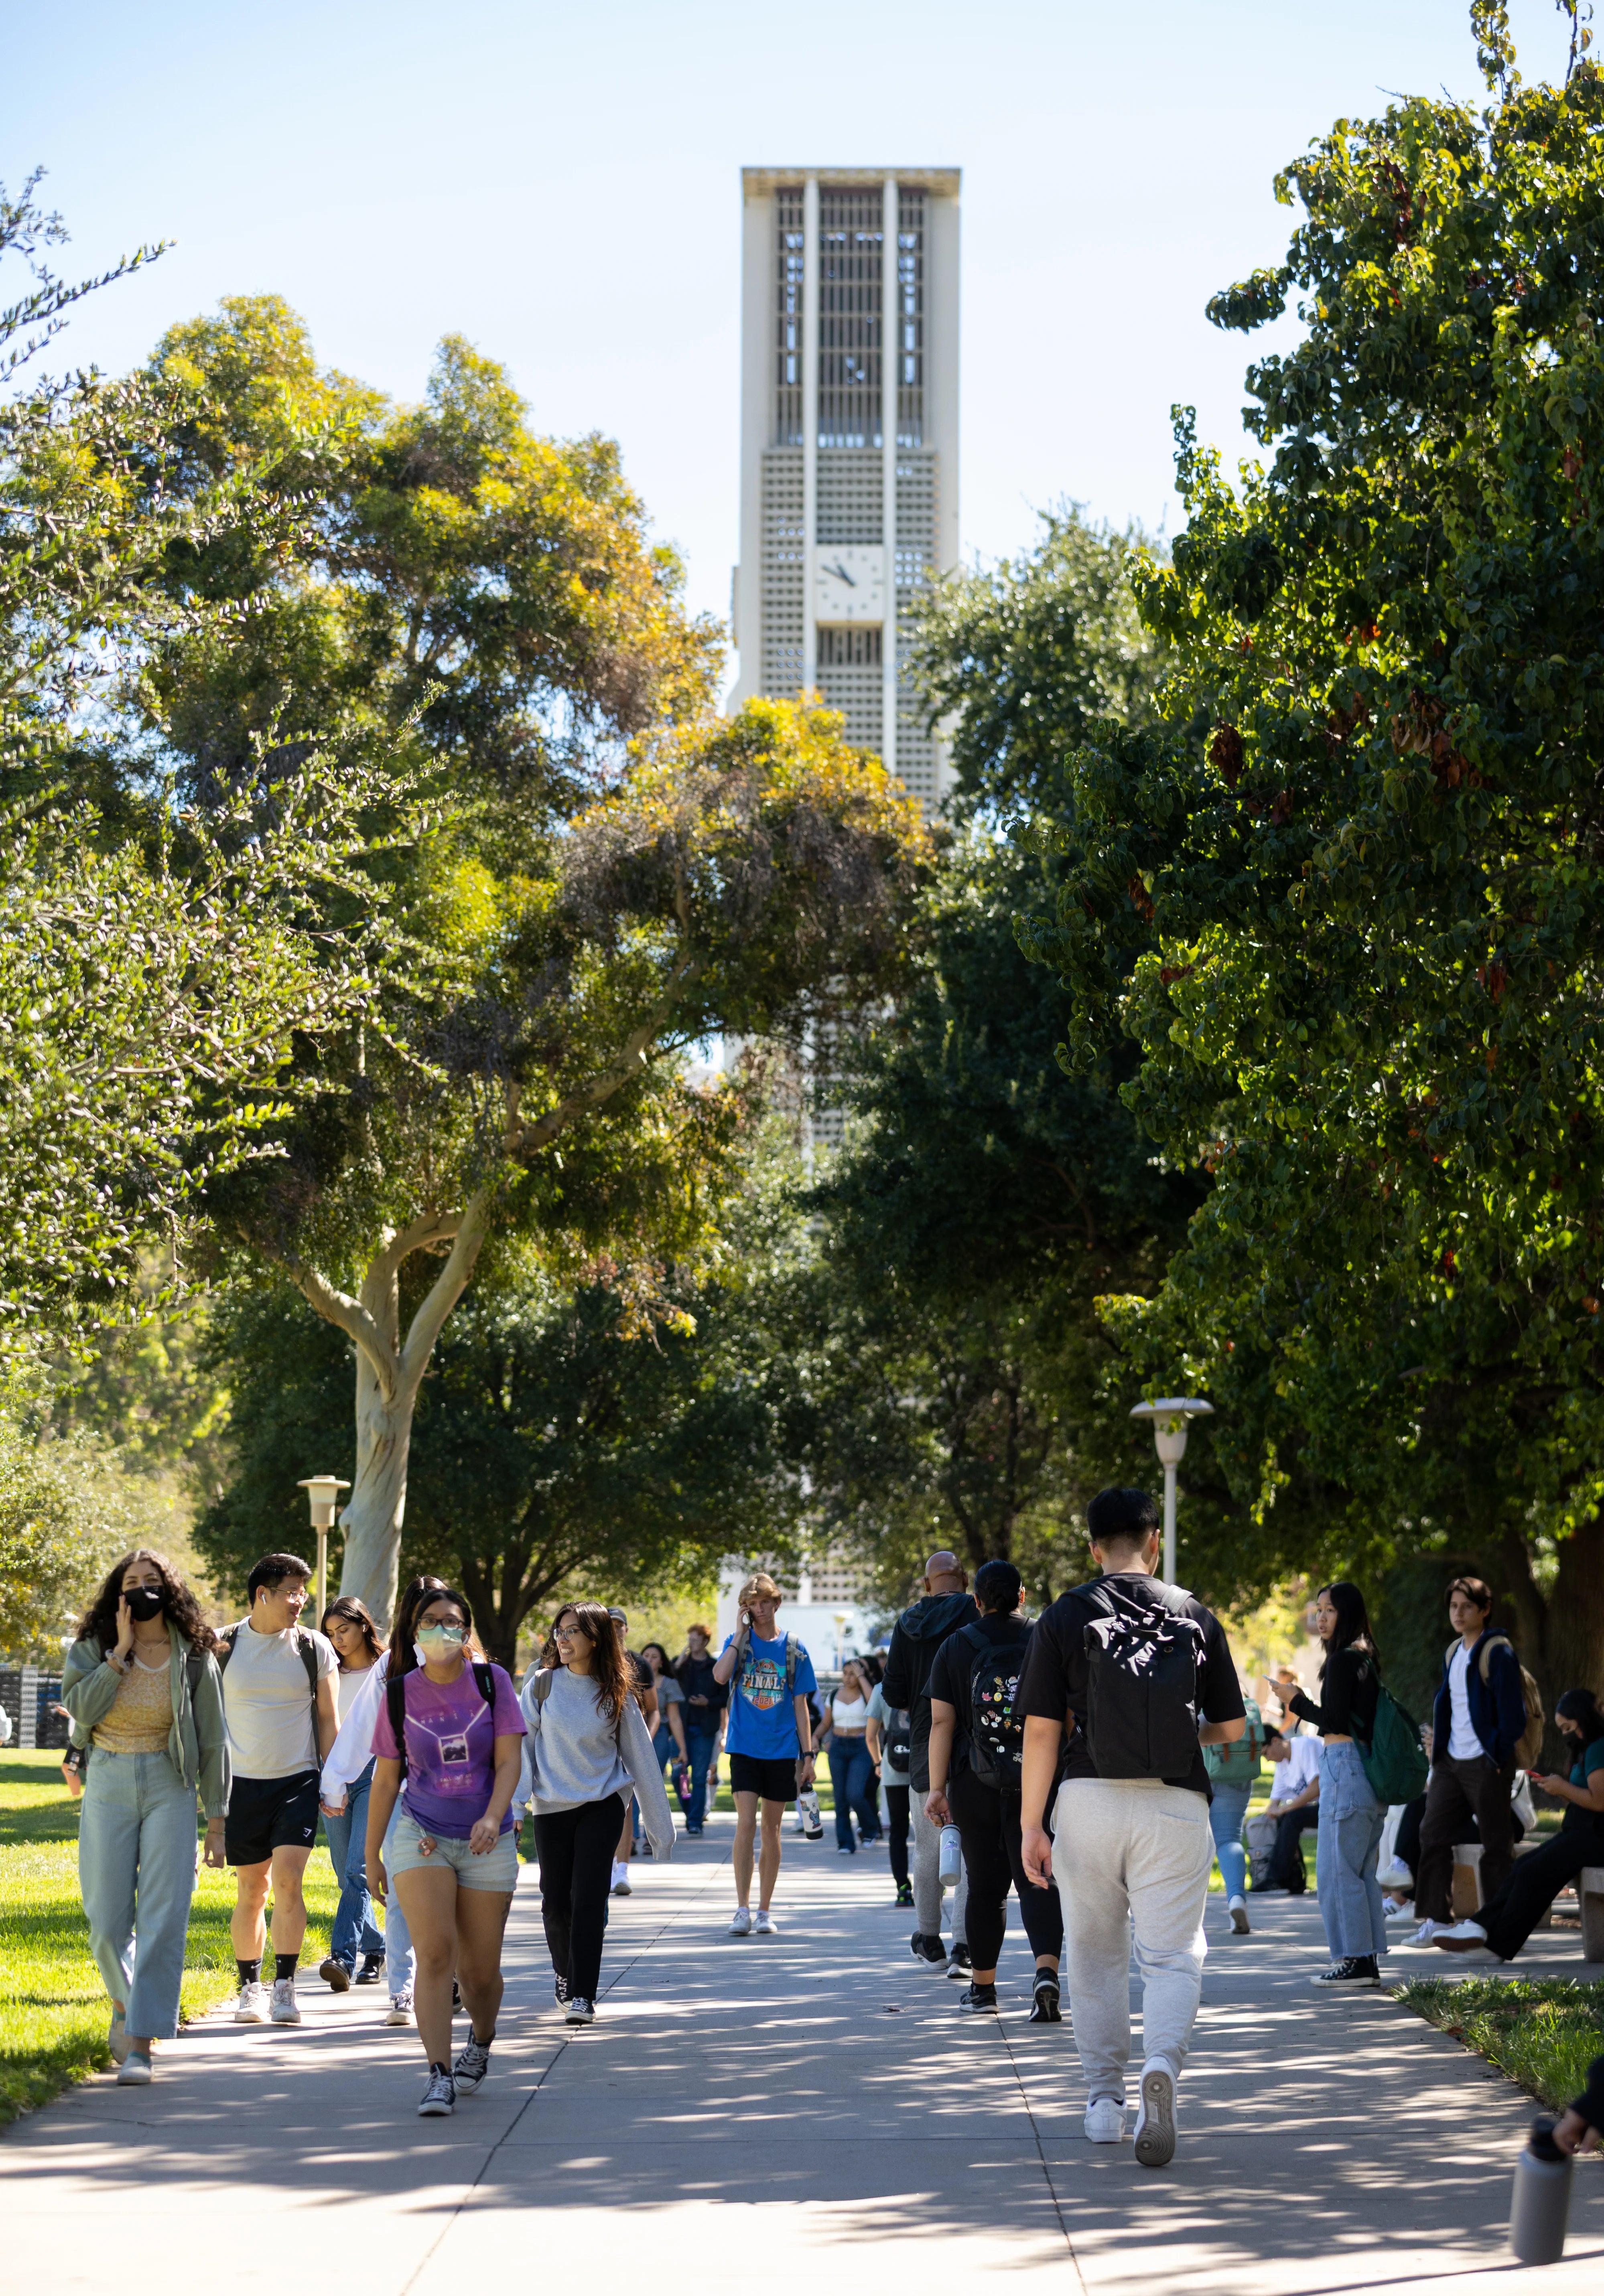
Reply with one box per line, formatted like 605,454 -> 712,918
1311,1956 -> 1381,1986
453,2037 -> 492,2095
946,1945 -> 973,1982
418,2065 -> 456,2117
1029,1973 -> 1062,2024
910,1933 -> 948,1969
956,1981 -> 997,2013
554,1975 -> 570,2006
564,1995 -> 595,2025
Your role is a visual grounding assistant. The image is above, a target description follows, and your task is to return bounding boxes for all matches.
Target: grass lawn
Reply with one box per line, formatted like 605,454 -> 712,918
0,1751 -> 343,2126
1396,1975 -> 1604,2112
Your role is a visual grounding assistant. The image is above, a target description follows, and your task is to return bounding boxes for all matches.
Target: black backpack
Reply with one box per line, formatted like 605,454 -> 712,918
956,1625 -> 1027,1794
879,1701 -> 912,1775
387,1660 -> 497,1779
1080,1580 -> 1207,1780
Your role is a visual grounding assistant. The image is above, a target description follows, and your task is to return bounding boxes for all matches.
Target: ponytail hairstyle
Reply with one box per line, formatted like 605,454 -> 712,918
551,1600 -> 632,1723
1314,1581 -> 1377,1677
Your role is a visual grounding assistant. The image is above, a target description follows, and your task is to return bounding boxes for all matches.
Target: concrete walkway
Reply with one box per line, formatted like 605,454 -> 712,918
6,1820 -> 1602,2292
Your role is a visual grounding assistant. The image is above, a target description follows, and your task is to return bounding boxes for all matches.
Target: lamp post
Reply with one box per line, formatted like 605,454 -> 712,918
297,1475 -> 350,1620
1129,1398 -> 1214,1583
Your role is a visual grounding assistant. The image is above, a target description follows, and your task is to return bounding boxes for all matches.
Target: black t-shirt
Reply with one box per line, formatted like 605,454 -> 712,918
1016,1570 -> 1245,1797
929,1611 -> 1031,1774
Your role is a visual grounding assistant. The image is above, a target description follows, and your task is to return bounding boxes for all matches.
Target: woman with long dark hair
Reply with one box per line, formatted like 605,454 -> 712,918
520,1600 -> 674,2026
366,1582 -> 526,2118
1434,1688 -> 1604,1962
1275,1582 -> 1388,1986
61,1549 -> 230,2085
316,1595 -> 387,1992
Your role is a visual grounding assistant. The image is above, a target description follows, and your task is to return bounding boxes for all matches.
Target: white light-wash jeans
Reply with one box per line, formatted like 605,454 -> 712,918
78,1748 -> 201,2040
1315,1740 -> 1386,1960
911,1791 -> 968,1946
382,1801 -> 414,1989
1052,1775 -> 1212,2103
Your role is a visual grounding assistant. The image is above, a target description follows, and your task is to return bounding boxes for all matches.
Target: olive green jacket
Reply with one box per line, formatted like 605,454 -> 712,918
61,1634 -> 232,1818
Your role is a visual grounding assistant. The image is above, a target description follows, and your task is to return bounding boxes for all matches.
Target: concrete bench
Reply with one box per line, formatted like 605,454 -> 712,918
1453,1846 -> 1604,1958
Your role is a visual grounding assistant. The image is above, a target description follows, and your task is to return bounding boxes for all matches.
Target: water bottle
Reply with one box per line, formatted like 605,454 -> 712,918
798,1787 -> 823,1840
939,1823 -> 963,1890
1509,2115 -> 1573,2265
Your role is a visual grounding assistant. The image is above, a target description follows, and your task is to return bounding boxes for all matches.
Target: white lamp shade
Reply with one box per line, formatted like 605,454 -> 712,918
298,1474 -> 350,1528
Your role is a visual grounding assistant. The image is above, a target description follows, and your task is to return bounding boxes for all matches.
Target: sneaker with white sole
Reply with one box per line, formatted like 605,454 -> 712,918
1410,1919 -> 1446,1946
610,1861 -> 632,1896
385,1988 -> 413,2026
1083,2095 -> 1125,2144
417,2065 -> 455,2116
453,2036 -> 492,2093
1311,1955 -> 1381,1985
1383,1896 -> 1414,1920
564,1995 -> 595,2024
728,1906 -> 753,1937
234,1979 -> 269,2023
270,1976 -> 301,2024
946,1945 -> 973,1982
910,1932 -> 948,1969
754,1908 -> 778,1936
1228,1894 -> 1250,1934
1432,1920 -> 1493,1955
1133,2061 -> 1177,2168
116,2049 -> 153,2086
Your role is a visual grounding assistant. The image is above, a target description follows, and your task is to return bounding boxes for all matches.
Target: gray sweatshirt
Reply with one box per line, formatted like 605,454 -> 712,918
519,1665 -> 676,1858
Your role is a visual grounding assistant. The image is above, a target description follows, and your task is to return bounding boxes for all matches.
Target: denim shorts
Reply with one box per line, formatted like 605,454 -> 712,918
388,1810 -> 518,1892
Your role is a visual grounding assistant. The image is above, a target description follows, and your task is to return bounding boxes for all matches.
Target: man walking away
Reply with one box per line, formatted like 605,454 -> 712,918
1412,1576 -> 1530,1945
713,1574 -> 817,1935
674,1623 -> 727,1837
1247,1728 -> 1320,1893
219,1554 -> 340,2026
882,1551 -> 976,1976
1019,1487 -> 1245,2169
924,1560 -> 1063,2019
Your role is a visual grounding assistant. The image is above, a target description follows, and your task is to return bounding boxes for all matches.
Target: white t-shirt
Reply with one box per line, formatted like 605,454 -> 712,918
1447,1642 -> 1481,1761
1272,1732 -> 1323,1804
223,1620 -> 338,1779
336,1663 -> 379,1724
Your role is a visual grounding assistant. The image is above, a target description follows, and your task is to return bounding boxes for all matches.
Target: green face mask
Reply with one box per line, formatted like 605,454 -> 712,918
415,1624 -> 466,1662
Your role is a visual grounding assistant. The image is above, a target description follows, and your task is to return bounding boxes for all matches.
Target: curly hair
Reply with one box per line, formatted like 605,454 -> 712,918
77,1550 -> 218,1657
551,1600 -> 633,1723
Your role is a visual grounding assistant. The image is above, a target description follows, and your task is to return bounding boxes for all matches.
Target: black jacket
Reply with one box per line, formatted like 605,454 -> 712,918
881,1591 -> 979,1792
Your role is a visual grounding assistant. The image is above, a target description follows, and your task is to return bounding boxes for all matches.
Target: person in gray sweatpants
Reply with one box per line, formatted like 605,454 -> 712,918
881,1552 -> 974,1975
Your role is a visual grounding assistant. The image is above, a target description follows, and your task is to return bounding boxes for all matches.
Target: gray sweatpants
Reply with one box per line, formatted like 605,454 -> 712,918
1052,1775 -> 1211,2102
911,1790 -> 968,1945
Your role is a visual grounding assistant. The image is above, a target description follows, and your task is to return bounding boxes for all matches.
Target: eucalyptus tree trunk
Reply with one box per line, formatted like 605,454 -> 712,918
286,1195 -> 489,1629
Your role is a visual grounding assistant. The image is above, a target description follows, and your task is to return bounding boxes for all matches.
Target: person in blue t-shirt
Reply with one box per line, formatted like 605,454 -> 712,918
713,1573 -> 817,1937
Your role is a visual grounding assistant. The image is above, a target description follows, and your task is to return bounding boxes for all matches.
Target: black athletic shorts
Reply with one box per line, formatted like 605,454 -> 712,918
225,1769 -> 321,1866
729,1751 -> 798,1804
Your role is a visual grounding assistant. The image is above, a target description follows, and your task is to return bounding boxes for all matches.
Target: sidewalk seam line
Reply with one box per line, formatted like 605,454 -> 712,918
994,2010 -> 1091,2296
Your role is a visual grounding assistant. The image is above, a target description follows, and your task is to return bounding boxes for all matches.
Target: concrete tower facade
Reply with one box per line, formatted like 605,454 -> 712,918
731,168 -> 961,812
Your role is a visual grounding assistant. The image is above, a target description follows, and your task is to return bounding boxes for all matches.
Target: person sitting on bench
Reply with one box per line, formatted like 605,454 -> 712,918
1433,1690 -> 1604,1961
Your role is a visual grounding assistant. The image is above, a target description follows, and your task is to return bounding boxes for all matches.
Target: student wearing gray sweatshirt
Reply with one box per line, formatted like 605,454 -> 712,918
521,1601 -> 674,2024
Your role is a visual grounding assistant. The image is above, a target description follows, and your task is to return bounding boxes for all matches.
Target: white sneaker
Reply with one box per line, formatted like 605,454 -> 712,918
270,1977 -> 301,2025
385,1988 -> 413,2026
1383,1895 -> 1414,1919
1228,1894 -> 1250,1934
1084,2096 -> 1125,2143
1431,1920 -> 1494,1958
1133,2060 -> 1177,2169
1377,1862 -> 1413,1892
610,1861 -> 632,1896
754,1908 -> 778,1936
1410,1919 -> 1445,1945
234,1980 -> 268,2023
728,1905 -> 753,1936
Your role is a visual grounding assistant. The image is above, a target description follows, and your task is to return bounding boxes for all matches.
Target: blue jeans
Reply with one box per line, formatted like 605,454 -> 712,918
684,1730 -> 718,1830
323,1759 -> 385,1968
828,1735 -> 877,1851
382,1800 -> 413,1989
78,1749 -> 200,2040
1208,1781 -> 1251,1900
1316,1740 -> 1386,1959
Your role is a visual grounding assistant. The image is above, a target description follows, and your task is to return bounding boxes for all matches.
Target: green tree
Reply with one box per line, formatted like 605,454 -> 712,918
1015,7 -> 1604,1695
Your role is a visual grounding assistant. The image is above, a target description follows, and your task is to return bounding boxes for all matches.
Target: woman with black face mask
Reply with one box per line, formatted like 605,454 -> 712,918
1433,1688 -> 1604,1963
61,1550 -> 230,2085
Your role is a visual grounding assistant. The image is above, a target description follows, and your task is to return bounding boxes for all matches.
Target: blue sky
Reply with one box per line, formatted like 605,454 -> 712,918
2,1 -> 1581,631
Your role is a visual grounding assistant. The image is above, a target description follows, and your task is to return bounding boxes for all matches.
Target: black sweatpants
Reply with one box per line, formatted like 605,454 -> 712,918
1417,1756 -> 1516,1924
948,1767 -> 1063,1972
534,1791 -> 624,2002
884,1781 -> 910,1890
1478,1826 -> 1604,1961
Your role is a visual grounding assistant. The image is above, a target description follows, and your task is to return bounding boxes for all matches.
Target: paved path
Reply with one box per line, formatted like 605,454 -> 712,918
6,1821 -> 1602,2292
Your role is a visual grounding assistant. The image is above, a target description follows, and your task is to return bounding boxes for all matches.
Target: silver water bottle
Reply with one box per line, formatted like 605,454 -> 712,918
939,1823 -> 963,1890
1509,2115 -> 1572,2265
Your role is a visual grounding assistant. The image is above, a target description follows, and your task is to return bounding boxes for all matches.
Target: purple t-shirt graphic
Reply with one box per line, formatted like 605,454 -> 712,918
372,1661 -> 526,1837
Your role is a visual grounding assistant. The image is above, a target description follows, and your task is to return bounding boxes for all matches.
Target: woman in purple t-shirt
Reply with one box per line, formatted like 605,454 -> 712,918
365,1584 -> 525,2120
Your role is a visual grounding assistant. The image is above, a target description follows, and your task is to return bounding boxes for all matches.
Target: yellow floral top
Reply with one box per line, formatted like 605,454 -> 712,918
92,1652 -> 173,1753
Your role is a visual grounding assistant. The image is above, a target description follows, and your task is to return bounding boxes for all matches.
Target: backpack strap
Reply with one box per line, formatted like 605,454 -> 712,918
386,1669 -> 409,1779
215,1623 -> 242,1672
1477,1633 -> 1513,1683
472,1661 -> 497,1710
784,1635 -> 798,1695
294,1626 -> 321,1714
534,1669 -> 555,1708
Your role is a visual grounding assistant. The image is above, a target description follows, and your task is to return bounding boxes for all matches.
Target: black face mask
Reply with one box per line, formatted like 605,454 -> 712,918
125,1585 -> 166,1623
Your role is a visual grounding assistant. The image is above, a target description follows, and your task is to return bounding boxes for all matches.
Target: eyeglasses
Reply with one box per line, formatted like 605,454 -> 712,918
554,1624 -> 584,1641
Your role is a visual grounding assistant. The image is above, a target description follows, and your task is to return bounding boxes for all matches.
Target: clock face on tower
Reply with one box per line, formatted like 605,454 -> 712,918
814,544 -> 886,624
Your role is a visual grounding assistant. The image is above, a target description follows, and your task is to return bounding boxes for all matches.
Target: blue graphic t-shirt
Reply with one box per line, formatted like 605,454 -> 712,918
721,1630 -> 817,1759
